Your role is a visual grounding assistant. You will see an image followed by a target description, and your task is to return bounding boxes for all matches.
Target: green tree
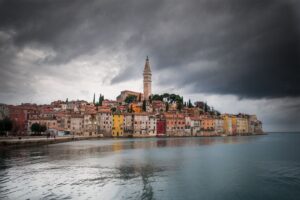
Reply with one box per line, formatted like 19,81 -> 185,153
30,123 -> 47,134
204,102 -> 210,113
3,117 -> 13,131
40,125 -> 47,132
98,93 -> 102,106
125,95 -> 137,104
111,107 -> 117,113
152,94 -> 163,101
31,123 -> 41,134
0,117 -> 13,136
0,120 -> 3,134
152,93 -> 183,106
96,94 -> 104,106
162,93 -> 170,99
188,99 -> 193,108
100,94 -> 104,106
93,93 -> 96,104
170,94 -> 177,103
177,101 -> 183,111
142,100 -> 146,112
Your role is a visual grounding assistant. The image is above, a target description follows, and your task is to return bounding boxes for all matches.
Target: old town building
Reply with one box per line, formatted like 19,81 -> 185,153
112,114 -> 124,137
190,117 -> 201,136
133,113 -> 149,136
97,110 -> 112,137
70,115 -> 84,136
214,117 -> 224,134
156,114 -> 166,136
236,116 -> 249,135
148,115 -> 157,136
84,111 -> 98,136
124,114 -> 134,135
164,112 -> 185,136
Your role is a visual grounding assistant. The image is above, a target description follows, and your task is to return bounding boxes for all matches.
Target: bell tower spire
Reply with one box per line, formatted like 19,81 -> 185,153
143,56 -> 152,101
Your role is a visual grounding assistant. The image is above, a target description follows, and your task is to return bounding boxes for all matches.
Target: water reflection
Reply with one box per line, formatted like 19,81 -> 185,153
117,164 -> 161,200
1,135 -> 299,200
1,136 -> 260,161
108,136 -> 260,153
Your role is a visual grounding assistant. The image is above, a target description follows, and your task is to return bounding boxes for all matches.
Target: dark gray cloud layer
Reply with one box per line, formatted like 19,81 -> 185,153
1,0 -> 299,99
0,0 -> 299,97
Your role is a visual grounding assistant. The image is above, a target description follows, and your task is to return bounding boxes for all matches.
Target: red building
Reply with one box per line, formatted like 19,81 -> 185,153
8,106 -> 26,134
8,104 -> 38,135
156,119 -> 166,136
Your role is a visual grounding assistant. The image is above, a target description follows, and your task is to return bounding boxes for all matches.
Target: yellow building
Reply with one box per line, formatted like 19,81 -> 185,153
222,114 -> 232,135
231,115 -> 237,135
112,114 -> 124,137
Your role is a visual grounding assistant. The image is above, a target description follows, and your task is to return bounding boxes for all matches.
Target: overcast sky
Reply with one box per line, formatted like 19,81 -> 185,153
0,0 -> 300,131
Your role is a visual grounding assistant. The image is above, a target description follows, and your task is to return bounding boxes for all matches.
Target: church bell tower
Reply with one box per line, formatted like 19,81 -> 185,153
143,56 -> 152,101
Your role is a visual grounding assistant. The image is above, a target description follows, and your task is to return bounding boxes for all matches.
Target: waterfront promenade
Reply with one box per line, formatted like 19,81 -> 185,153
0,135 -> 102,147
0,133 -> 265,147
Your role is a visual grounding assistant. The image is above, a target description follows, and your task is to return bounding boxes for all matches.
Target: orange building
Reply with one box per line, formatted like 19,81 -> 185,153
131,102 -> 142,113
200,116 -> 214,131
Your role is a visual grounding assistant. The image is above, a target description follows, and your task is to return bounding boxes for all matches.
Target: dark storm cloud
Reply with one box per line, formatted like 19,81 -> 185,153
143,0 -> 300,99
0,0 -> 299,99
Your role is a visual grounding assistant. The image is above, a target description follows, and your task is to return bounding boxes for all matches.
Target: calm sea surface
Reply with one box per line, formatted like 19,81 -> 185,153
0,133 -> 300,200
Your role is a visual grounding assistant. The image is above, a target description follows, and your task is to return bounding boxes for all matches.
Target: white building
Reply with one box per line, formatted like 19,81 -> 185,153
124,114 -> 134,135
97,111 -> 112,137
236,117 -> 249,134
190,117 -> 201,136
148,115 -> 157,136
84,112 -> 98,136
214,118 -> 224,134
70,115 -> 84,136
133,113 -> 149,136
185,116 -> 192,136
